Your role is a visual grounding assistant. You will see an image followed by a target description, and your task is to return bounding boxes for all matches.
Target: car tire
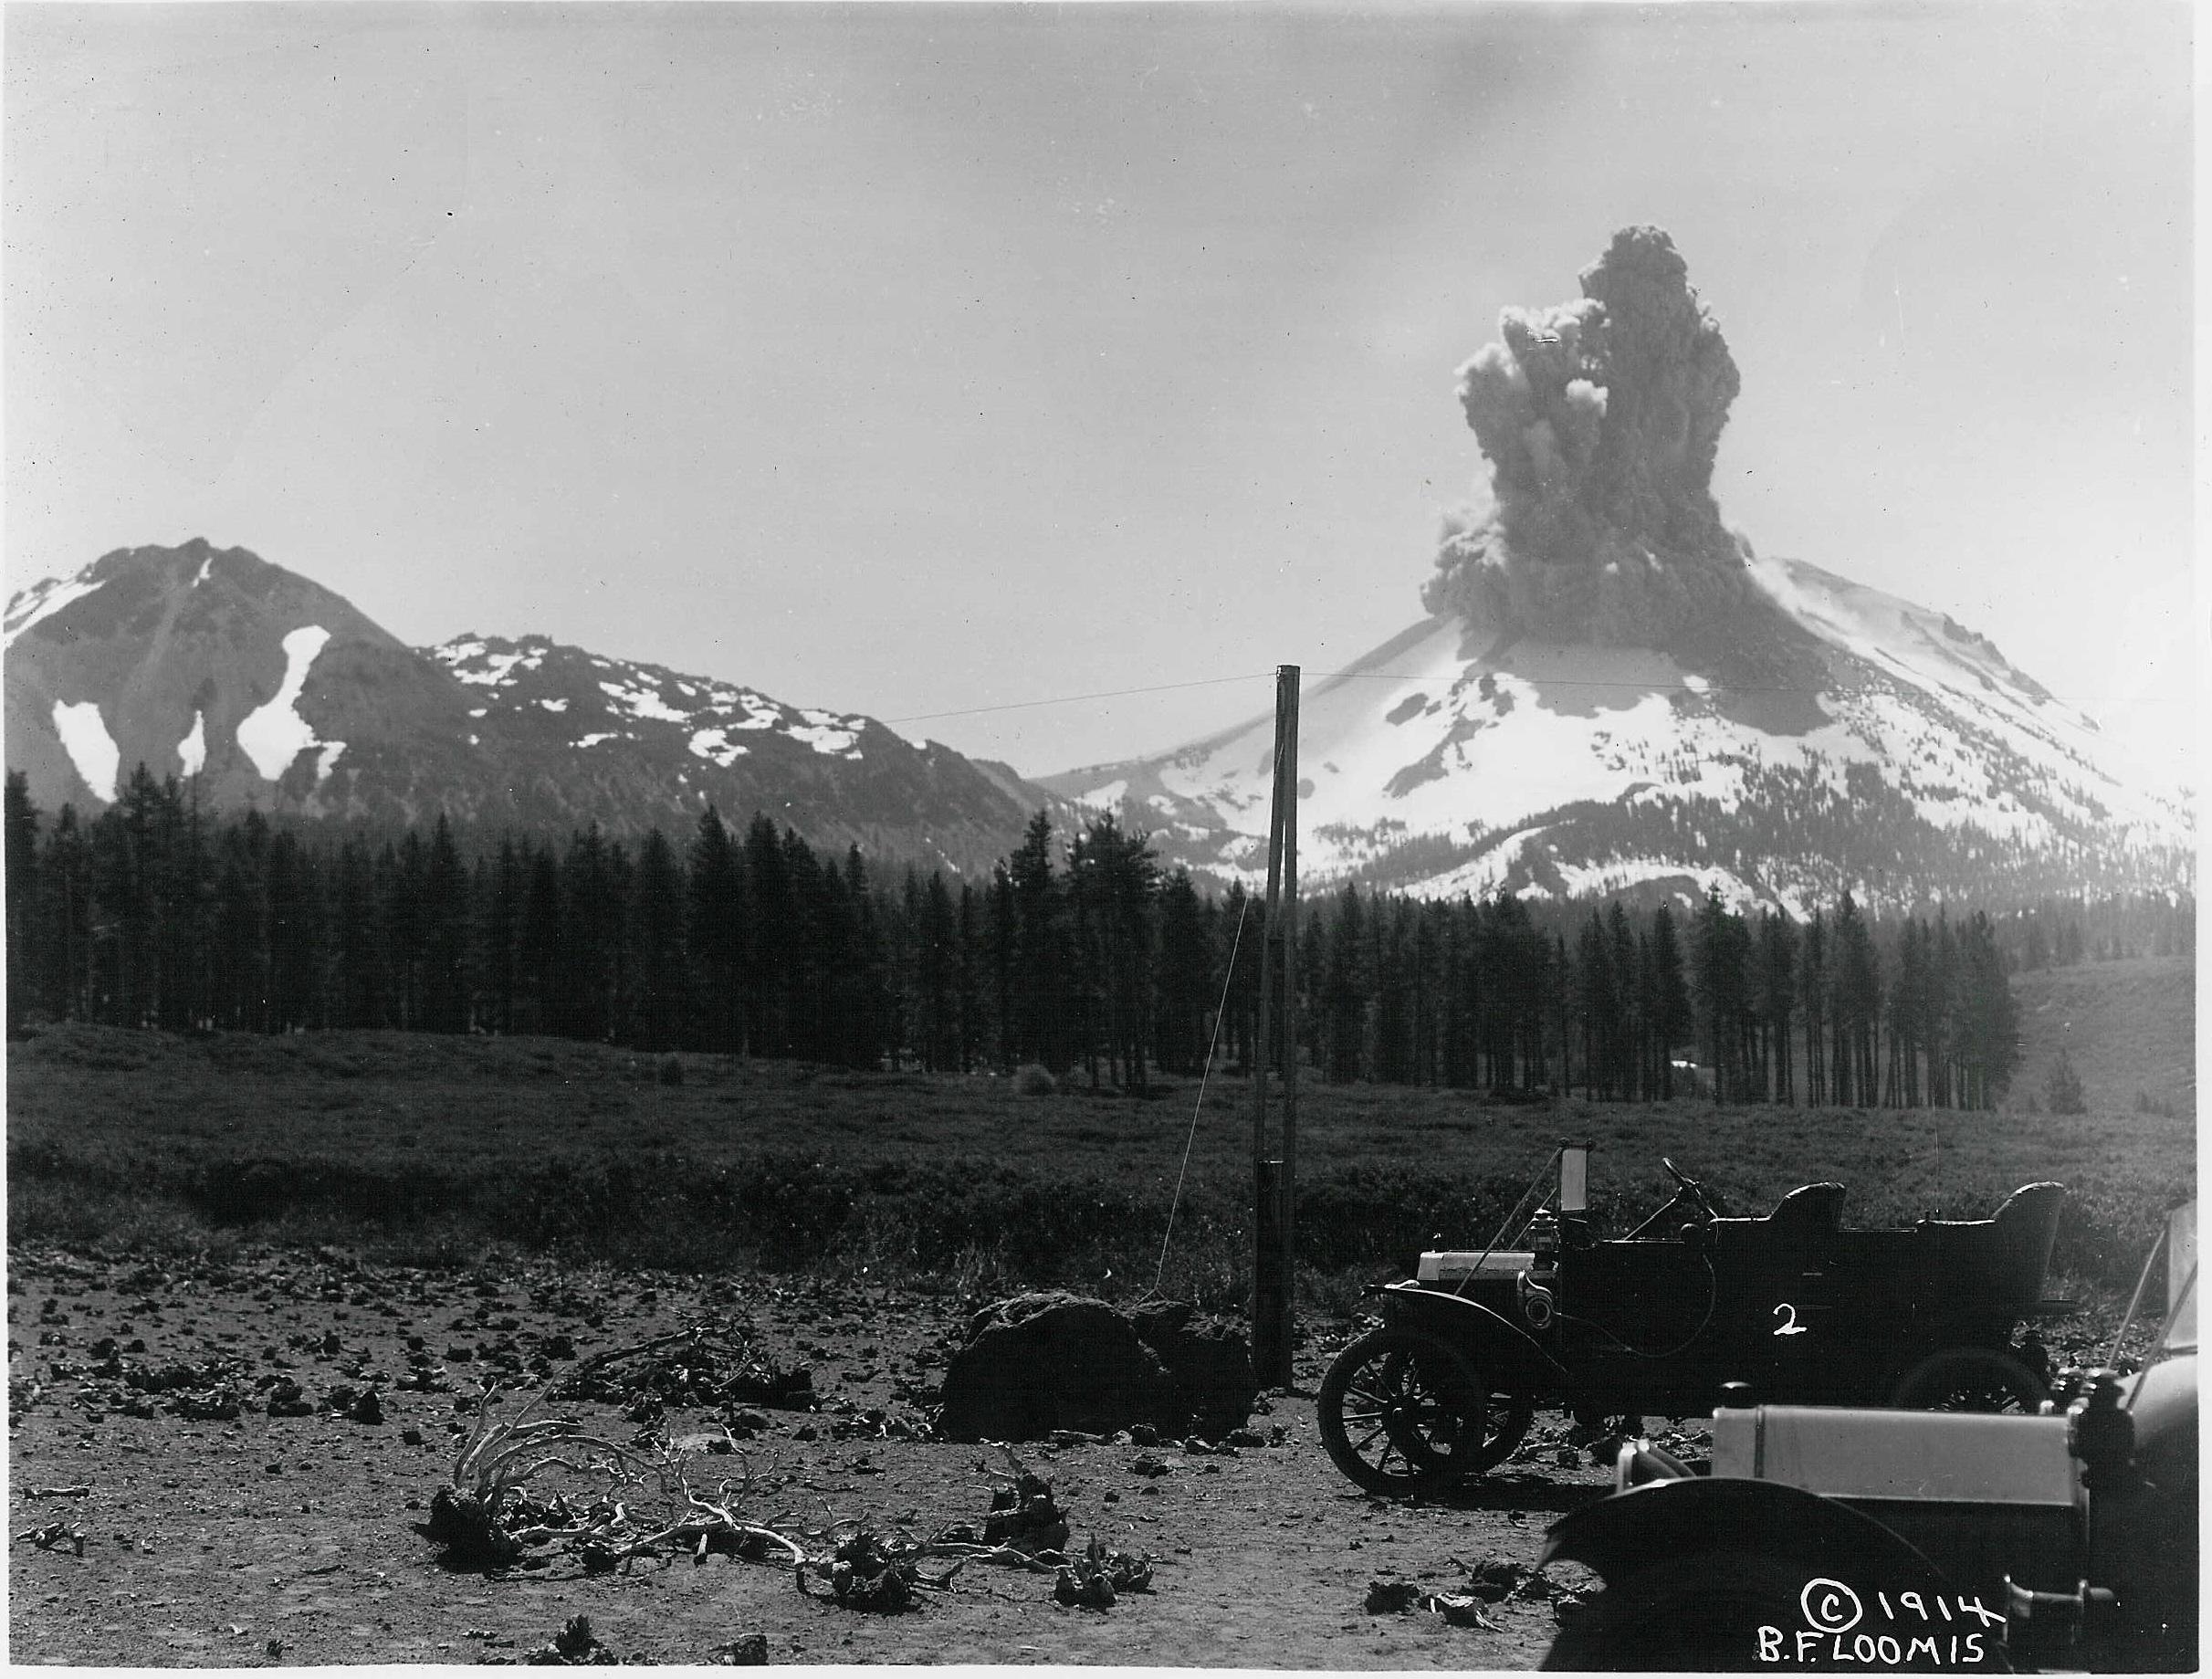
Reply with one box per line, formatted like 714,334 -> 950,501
1542,1551 -> 1987,1672
1888,1347 -> 2047,1413
1316,1327 -> 1531,1495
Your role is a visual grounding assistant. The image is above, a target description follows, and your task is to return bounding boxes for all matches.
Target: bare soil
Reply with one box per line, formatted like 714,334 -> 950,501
8,1244 -> 1618,1668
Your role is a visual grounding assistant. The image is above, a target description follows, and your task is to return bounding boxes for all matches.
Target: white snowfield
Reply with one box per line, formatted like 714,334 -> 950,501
236,624 -> 345,784
1060,558 -> 2191,911
51,699 -> 121,803
428,636 -> 870,762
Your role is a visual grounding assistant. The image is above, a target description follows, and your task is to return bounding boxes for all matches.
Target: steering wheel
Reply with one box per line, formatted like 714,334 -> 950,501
1661,1158 -> 1734,1220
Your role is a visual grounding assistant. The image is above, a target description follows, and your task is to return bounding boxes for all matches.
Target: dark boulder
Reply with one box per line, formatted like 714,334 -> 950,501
936,1292 -> 1256,1443
1127,1298 -> 1257,1440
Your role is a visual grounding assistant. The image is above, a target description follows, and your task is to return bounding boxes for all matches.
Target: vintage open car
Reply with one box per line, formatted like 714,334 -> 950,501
1536,1202 -> 2196,1671
1318,1144 -> 2072,1494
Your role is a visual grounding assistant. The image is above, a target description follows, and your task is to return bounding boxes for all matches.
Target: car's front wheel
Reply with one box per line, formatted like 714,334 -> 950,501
1316,1327 -> 1531,1494
1888,1347 -> 2047,1413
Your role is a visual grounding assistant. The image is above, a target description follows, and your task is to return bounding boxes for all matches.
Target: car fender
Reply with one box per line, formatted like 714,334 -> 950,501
1543,1476 -> 1958,1599
1376,1284 -> 1573,1386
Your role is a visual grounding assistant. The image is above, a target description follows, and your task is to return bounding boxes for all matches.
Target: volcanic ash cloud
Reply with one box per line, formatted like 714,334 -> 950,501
1423,226 -> 1765,647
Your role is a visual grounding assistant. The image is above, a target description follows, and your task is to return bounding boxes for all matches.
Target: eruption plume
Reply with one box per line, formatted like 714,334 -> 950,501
1423,226 -> 1766,647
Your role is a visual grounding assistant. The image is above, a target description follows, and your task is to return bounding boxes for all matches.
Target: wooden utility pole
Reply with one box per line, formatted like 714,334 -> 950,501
1251,666 -> 1300,1389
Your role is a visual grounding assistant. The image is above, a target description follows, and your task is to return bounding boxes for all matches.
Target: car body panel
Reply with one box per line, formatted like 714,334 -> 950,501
1712,1407 -> 2081,1507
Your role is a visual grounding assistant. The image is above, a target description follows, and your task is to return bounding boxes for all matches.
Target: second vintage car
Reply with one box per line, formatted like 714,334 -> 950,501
1318,1144 -> 2071,1493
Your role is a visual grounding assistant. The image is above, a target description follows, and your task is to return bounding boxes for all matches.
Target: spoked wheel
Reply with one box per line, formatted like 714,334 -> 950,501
1889,1347 -> 2048,1413
1317,1327 -> 1533,1494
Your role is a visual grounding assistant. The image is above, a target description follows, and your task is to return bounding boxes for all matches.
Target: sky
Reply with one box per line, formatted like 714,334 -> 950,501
4,2 -> 2197,786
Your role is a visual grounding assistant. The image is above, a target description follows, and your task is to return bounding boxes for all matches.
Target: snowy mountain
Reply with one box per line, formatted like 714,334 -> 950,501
4,540 -> 1057,872
1041,556 -> 2193,912
1044,229 -> 2194,914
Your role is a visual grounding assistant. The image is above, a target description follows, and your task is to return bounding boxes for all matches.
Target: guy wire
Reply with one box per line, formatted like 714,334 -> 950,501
1147,895 -> 1253,1300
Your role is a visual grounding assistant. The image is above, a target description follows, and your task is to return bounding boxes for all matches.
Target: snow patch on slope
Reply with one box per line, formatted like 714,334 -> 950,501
441,640 -> 550,688
178,710 -> 207,776
51,700 -> 120,803
688,727 -> 750,767
788,708 -> 861,756
1550,855 -> 1777,916
600,678 -> 690,724
236,625 -> 343,782
427,635 -> 877,763
5,572 -> 107,649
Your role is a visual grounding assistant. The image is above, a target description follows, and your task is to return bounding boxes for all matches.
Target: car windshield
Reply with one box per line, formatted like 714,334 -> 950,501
2161,1202 -> 2196,1355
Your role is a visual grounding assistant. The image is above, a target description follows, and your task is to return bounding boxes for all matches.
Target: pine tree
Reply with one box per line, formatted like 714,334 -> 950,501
1607,902 -> 1640,1100
517,843 -> 563,1037
687,807 -> 745,1053
1756,910 -> 1798,1105
843,846 -> 890,1071
915,869 -> 958,1072
1219,881 -> 1259,1072
1068,813 -> 1157,1091
1832,894 -> 1881,1108
1651,903 -> 1689,1099
1370,897 -> 1414,1086
6,772 -> 39,1032
987,865 -> 1018,1071
1152,867 -> 1212,1076
265,829 -> 323,1031
1799,909 -> 1827,1105
1009,811 -> 1067,1073
628,827 -> 687,1050
744,815 -> 792,1057
1954,911 -> 2020,1108
423,813 -> 470,1033
1575,912 -> 1614,1099
955,878 -> 984,1074
1320,885 -> 1366,1082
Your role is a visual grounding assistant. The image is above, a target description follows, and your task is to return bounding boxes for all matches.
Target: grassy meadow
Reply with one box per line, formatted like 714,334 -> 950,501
7,956 -> 2193,1310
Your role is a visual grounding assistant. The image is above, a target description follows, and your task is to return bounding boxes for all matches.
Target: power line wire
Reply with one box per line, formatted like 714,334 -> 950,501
886,664 -> 2170,727
886,672 -> 1274,725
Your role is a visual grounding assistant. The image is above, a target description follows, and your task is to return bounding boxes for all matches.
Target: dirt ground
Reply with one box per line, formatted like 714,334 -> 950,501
7,1244 -> 1620,1668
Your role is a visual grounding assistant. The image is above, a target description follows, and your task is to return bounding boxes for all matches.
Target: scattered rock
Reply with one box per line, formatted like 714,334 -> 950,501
1126,1299 -> 1258,1439
523,1615 -> 618,1664
1463,1557 -> 1526,1600
1365,1579 -> 1421,1614
812,1531 -> 917,1613
982,1470 -> 1070,1555
938,1294 -> 1174,1441
1054,1536 -> 1151,1609
415,1487 -> 523,1571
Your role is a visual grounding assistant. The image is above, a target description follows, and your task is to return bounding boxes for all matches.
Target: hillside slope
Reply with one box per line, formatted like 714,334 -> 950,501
5,540 -> 1062,871
1044,556 -> 2189,911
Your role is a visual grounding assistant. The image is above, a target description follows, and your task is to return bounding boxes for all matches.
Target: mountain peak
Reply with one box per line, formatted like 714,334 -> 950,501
5,543 -> 1064,872
1044,554 -> 2190,911
1034,230 -> 2190,910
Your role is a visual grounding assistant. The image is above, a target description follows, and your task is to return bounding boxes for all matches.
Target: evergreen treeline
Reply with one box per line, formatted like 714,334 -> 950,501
10,767 -> 2184,1111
